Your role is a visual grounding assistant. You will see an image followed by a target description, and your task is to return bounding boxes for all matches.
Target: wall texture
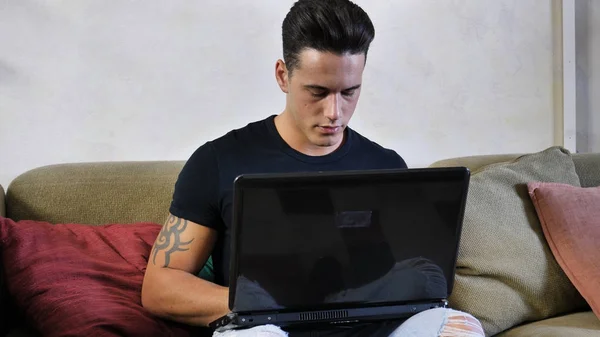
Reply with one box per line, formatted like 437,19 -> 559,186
0,1 -> 564,187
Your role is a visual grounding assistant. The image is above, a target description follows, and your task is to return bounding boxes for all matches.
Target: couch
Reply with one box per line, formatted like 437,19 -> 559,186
429,148 -> 600,336
0,146 -> 598,336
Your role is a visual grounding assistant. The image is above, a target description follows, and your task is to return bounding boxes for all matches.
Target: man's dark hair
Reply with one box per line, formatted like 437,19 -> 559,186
282,0 -> 375,75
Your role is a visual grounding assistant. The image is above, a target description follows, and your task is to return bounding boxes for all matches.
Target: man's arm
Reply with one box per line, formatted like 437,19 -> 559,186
141,214 -> 229,327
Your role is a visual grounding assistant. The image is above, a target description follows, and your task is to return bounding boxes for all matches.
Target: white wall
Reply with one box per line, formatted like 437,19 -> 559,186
576,0 -> 600,153
0,1 -> 564,188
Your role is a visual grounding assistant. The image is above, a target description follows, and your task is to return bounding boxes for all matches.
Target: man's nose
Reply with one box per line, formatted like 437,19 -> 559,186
323,93 -> 341,121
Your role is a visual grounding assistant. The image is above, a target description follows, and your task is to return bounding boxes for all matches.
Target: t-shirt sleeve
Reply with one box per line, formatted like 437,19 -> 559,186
169,142 -> 222,231
387,149 -> 409,169
395,154 -> 408,169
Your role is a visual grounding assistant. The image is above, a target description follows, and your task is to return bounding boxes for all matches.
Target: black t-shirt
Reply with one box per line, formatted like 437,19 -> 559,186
169,115 -> 408,286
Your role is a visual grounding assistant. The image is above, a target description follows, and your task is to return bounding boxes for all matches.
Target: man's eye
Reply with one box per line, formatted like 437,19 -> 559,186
342,90 -> 356,97
312,91 -> 327,98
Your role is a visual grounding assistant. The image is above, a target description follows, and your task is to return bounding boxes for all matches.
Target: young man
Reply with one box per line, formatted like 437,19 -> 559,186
141,1 -> 484,336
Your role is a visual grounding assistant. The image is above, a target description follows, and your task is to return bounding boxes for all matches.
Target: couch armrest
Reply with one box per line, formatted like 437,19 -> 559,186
0,184 -> 5,217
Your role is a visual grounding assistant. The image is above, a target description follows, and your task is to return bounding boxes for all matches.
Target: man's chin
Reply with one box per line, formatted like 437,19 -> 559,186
312,135 -> 343,148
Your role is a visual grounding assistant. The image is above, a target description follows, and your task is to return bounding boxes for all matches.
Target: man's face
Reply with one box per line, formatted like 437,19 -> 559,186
276,49 -> 366,153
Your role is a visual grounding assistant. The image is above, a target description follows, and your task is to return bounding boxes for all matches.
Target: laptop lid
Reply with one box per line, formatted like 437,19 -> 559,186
228,167 -> 470,314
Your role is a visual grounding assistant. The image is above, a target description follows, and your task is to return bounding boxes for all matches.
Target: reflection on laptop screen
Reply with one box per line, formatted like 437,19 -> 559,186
232,172 -> 466,313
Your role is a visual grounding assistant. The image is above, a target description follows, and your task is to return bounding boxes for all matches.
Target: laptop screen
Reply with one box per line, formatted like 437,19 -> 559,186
231,168 -> 468,313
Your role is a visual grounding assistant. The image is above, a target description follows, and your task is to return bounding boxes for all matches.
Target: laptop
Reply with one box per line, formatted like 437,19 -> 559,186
210,167 -> 470,332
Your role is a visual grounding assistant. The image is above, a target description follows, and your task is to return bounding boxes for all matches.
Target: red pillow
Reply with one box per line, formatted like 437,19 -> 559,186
527,182 -> 600,319
0,216 -> 199,337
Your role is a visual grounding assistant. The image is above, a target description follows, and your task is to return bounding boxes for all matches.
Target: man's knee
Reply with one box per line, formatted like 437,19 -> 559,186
212,324 -> 288,337
439,309 -> 485,337
391,308 -> 485,337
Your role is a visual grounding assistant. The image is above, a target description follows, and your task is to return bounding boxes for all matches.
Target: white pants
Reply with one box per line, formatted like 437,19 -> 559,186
213,308 -> 485,337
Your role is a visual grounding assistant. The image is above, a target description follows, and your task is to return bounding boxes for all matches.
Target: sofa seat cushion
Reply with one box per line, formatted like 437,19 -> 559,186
497,311 -> 600,337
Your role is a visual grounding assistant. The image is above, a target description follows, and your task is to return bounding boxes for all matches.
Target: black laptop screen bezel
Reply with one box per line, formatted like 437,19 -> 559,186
227,167 -> 470,313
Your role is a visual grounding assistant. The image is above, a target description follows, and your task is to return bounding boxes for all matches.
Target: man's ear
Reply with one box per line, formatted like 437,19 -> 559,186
275,59 -> 289,94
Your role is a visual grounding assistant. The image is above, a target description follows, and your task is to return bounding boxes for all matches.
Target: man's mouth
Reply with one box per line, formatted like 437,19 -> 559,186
317,125 -> 342,134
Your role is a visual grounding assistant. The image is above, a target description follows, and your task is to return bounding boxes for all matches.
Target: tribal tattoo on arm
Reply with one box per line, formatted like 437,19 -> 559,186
151,215 -> 194,267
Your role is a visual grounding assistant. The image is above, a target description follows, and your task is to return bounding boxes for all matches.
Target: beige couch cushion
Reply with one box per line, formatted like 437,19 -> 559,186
573,154 -> 600,188
0,184 -> 5,217
6,161 -> 184,225
431,153 -> 600,189
430,154 -> 521,171
447,146 -> 588,336
497,311 -> 600,337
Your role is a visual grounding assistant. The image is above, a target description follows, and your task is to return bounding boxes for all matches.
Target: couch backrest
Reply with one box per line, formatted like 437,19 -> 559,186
430,153 -> 600,187
572,153 -> 600,187
0,184 -> 5,217
6,152 -> 598,225
6,161 -> 185,225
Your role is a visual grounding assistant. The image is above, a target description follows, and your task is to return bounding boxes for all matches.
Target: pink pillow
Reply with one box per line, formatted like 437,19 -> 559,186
528,182 -> 600,318
0,216 -> 199,337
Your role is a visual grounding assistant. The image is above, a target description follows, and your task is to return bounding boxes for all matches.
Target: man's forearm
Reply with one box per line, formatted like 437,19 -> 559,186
142,267 -> 230,327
